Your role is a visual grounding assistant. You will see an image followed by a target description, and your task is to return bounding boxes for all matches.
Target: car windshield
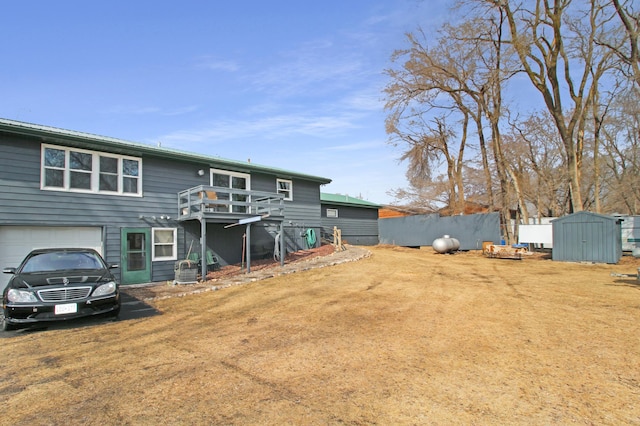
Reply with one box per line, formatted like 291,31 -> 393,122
21,252 -> 105,273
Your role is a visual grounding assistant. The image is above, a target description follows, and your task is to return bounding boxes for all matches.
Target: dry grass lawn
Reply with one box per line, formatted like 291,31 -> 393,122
2,245 -> 640,425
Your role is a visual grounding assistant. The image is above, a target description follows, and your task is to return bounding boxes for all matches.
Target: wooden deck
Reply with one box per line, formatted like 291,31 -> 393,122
177,185 -> 285,223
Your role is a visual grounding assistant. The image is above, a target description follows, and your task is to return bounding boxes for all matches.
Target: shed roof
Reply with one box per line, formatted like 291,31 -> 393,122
321,192 -> 381,209
0,118 -> 332,184
551,211 -> 623,224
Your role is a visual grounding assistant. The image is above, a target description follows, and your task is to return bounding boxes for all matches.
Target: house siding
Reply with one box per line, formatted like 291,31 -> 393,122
0,137 -> 195,282
321,203 -> 379,246
244,173 -> 323,257
1,124 -> 329,283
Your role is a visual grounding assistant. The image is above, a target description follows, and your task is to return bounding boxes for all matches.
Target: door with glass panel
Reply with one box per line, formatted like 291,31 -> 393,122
120,228 -> 151,284
210,169 -> 250,213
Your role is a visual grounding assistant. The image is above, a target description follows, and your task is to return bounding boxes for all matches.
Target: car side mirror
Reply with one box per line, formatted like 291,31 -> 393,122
109,264 -> 120,269
3,267 -> 16,275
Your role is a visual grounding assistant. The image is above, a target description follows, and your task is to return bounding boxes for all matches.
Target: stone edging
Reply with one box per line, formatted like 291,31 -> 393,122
125,246 -> 372,302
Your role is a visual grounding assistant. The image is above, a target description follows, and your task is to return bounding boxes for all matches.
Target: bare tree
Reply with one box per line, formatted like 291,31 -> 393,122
385,17 -> 519,219
385,28 -> 476,214
395,116 -> 467,213
610,0 -> 640,87
485,0 -> 616,212
509,112 -> 569,217
599,87 -> 640,213
384,0 -> 636,225
474,9 -> 521,240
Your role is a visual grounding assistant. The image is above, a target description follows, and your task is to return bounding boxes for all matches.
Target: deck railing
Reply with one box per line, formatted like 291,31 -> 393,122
178,185 -> 285,219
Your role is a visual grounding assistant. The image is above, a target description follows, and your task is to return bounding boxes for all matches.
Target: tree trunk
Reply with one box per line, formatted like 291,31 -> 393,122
474,113 -> 494,207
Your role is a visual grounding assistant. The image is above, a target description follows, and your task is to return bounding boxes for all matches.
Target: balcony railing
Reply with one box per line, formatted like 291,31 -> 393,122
178,185 -> 285,220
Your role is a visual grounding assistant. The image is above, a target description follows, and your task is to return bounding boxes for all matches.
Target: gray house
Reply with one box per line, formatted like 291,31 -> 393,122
552,211 -> 623,264
0,118 -> 331,289
320,193 -> 380,246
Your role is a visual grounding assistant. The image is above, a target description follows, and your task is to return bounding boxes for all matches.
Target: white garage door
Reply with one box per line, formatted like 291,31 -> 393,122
0,226 -> 103,290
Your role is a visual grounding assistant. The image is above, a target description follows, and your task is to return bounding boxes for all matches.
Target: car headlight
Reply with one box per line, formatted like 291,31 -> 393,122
7,288 -> 38,303
92,281 -> 117,297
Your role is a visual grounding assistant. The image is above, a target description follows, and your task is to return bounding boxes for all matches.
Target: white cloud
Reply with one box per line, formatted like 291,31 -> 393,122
339,89 -> 385,112
156,111 -> 361,147
244,34 -> 372,99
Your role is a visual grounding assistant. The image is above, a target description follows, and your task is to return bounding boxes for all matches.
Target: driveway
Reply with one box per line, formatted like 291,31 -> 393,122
1,290 -> 159,337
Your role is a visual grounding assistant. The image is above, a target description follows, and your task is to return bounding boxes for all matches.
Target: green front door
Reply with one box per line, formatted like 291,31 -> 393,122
121,228 -> 151,284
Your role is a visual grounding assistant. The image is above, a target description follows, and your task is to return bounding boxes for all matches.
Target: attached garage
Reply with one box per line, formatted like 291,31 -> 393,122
0,226 -> 103,290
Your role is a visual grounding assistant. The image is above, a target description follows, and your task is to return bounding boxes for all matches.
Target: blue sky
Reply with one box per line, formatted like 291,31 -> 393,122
1,0 -> 449,204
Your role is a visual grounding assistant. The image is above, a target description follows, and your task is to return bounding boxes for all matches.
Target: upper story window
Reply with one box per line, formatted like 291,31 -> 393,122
41,144 -> 142,196
327,208 -> 338,218
210,169 -> 251,213
277,179 -> 293,201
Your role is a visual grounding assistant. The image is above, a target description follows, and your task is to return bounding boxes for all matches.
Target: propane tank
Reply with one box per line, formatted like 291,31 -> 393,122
432,235 -> 460,254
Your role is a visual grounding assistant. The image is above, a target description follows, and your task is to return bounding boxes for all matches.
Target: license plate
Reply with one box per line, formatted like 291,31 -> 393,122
54,303 -> 78,315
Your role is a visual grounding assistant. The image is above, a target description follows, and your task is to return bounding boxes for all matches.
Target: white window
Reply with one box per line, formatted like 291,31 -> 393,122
277,179 -> 293,201
327,208 -> 338,218
152,228 -> 177,261
210,169 -> 251,213
42,144 -> 142,196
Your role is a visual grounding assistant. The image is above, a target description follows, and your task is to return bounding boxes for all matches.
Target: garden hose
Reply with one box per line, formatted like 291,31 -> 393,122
273,232 -> 282,261
304,228 -> 317,249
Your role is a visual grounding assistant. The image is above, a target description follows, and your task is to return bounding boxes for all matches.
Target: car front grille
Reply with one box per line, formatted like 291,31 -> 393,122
38,286 -> 92,302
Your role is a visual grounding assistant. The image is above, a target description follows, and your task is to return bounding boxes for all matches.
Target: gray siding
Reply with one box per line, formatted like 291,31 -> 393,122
248,173 -> 323,256
1,133 -> 327,282
552,212 -> 622,263
0,137 -> 201,282
0,137 -> 207,225
379,213 -> 501,251
252,172 -> 322,225
321,204 -> 379,246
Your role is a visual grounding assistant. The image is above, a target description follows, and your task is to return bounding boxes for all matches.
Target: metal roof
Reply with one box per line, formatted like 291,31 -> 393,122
320,192 -> 381,208
0,118 -> 332,184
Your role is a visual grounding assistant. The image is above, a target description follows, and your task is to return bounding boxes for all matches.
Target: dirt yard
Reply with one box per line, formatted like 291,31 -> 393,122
2,245 -> 640,425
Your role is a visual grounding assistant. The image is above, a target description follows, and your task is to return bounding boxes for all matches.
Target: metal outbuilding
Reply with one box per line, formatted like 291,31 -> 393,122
551,212 -> 623,264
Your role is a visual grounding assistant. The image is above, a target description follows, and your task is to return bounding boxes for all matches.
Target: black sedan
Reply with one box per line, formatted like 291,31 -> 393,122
2,248 -> 120,331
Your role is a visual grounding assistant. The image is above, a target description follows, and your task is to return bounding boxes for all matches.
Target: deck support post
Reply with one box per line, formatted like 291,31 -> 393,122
280,221 -> 285,267
200,217 -> 207,280
246,223 -> 252,273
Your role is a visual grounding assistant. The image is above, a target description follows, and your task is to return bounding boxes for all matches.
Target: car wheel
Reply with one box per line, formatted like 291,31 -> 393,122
111,305 -> 121,321
1,313 -> 16,332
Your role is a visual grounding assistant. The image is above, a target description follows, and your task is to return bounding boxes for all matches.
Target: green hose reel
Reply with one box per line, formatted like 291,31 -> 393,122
303,228 -> 317,249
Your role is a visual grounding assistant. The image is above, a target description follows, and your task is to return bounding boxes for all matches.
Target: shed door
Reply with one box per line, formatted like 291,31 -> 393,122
0,226 -> 103,291
563,221 -> 606,262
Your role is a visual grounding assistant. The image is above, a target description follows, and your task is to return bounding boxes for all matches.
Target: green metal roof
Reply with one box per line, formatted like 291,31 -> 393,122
0,118 -> 332,184
321,192 -> 381,208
